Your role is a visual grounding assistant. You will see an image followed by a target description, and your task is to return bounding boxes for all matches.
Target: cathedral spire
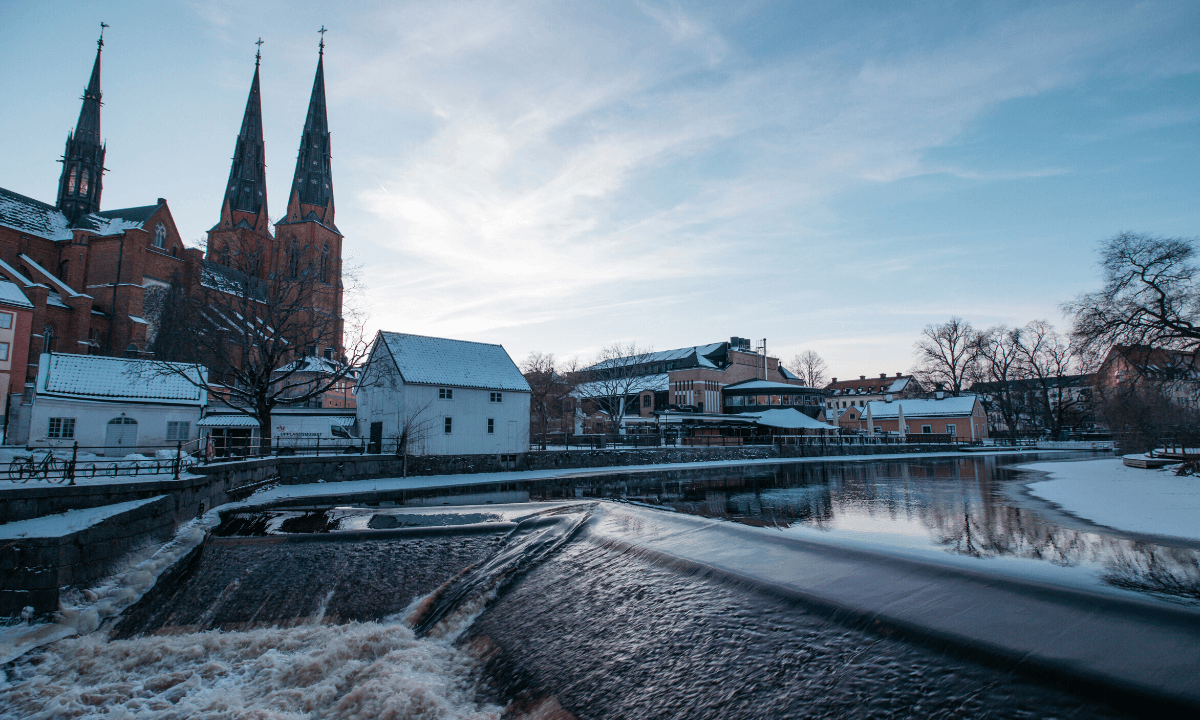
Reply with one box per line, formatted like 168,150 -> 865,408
57,24 -> 108,221
287,31 -> 334,225
219,43 -> 269,226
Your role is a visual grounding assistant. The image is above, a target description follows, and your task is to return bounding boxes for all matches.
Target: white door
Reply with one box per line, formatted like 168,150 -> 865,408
106,417 -> 139,455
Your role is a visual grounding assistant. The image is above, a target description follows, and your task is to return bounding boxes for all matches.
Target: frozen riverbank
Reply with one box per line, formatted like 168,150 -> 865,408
1020,458 -> 1200,542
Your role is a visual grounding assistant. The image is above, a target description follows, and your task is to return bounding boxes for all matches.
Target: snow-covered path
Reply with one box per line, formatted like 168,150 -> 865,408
1019,458 -> 1200,542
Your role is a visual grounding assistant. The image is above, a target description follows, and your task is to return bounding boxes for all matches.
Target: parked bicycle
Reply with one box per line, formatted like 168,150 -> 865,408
8,453 -> 67,483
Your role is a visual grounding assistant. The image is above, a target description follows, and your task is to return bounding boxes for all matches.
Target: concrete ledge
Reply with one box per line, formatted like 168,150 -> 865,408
588,503 -> 1200,712
0,495 -> 175,615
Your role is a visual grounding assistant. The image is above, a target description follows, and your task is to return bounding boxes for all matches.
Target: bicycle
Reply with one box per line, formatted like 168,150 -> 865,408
8,453 -> 66,483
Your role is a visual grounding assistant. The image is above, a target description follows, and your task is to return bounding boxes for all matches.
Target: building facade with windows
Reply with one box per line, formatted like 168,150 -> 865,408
825,373 -> 925,412
356,331 -> 531,455
838,395 -> 988,441
0,280 -> 34,435
19,352 -> 206,454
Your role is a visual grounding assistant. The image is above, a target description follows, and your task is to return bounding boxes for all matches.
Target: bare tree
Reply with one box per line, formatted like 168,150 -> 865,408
149,243 -> 369,451
1017,320 -> 1084,438
1066,232 -> 1200,358
522,352 -> 578,449
790,350 -> 829,388
974,325 -> 1025,442
914,317 -> 980,395
578,343 -> 657,434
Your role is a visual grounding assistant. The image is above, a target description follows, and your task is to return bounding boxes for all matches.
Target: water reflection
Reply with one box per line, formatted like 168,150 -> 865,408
530,455 -> 1200,604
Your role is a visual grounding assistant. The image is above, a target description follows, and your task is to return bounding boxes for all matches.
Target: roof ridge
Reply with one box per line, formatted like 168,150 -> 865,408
380,330 -> 504,348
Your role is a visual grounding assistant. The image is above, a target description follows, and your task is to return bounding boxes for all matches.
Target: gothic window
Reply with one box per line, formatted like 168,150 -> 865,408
319,245 -> 329,283
153,222 -> 166,249
220,244 -> 230,266
289,238 -> 299,278
80,169 -> 89,195
67,167 -> 77,194
42,325 -> 55,354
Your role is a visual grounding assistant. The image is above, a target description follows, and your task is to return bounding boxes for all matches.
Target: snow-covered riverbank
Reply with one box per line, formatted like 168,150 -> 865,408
1020,458 -> 1200,542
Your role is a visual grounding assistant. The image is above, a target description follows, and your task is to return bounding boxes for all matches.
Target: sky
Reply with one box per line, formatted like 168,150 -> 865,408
1,1 -> 1197,379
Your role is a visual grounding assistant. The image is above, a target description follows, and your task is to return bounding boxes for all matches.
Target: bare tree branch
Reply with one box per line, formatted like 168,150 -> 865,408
913,317 -> 980,395
790,350 -> 828,388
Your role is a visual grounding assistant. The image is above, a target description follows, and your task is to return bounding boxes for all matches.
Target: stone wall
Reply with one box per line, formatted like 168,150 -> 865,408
0,495 -> 175,614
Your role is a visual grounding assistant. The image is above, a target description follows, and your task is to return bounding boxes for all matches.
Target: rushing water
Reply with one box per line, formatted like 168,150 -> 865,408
0,454 -> 1182,718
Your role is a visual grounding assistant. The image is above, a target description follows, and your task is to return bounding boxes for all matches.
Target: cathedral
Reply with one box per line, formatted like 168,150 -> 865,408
0,30 -> 345,393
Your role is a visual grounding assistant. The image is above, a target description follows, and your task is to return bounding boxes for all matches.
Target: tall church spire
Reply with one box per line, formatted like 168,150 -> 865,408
287,31 -> 334,225
57,24 -> 108,222
219,41 -> 269,226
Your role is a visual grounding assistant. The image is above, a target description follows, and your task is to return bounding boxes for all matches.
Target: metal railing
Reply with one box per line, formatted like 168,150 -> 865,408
4,438 -> 204,485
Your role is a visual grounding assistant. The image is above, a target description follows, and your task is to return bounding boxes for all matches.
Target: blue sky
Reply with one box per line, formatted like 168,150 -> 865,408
1,1 -> 1197,377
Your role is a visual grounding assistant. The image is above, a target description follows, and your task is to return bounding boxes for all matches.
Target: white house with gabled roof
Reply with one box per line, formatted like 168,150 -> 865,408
24,352 -> 207,454
356,331 -> 531,455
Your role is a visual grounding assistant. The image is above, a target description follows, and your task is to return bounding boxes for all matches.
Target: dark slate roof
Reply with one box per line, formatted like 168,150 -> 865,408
95,203 -> 161,224
0,186 -> 73,241
200,260 -> 268,302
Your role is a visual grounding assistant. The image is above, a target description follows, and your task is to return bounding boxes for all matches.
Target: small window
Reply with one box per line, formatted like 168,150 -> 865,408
487,418 -> 495,434
490,392 -> 503,403
166,421 -> 190,441
945,424 -> 957,437
849,412 -> 856,419
48,417 -> 75,439
0,342 -> 8,361
922,425 -> 933,434
444,417 -> 453,434
439,388 -> 453,400
0,312 -> 11,329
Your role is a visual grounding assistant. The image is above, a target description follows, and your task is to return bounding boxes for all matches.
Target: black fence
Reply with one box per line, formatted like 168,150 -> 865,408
209,435 -> 366,459
535,433 -> 971,450
4,440 -> 203,485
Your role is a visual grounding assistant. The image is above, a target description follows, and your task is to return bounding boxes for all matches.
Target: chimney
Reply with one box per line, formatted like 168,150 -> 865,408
157,198 -> 166,206
895,372 -> 902,378
859,375 -> 866,380
831,377 -> 837,383
935,391 -> 945,400
880,373 -> 887,379
885,394 -> 893,403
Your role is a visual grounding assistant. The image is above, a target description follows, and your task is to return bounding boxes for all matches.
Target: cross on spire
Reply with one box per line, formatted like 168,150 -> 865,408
99,22 -> 108,49
255,37 -> 263,66
318,25 -> 327,54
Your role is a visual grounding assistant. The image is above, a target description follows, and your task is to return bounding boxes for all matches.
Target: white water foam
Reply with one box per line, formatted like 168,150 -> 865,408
0,621 -> 502,719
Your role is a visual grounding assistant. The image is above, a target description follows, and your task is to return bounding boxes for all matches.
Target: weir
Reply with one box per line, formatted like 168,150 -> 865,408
4,454 -> 1194,718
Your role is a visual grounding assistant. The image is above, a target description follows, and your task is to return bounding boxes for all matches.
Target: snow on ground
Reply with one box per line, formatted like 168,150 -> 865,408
0,496 -> 166,540
1019,458 -> 1200,542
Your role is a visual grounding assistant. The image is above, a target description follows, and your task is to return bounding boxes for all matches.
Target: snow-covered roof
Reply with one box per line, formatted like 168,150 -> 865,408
724,379 -> 817,392
37,353 -> 207,405
197,415 -> 260,427
575,372 -> 670,399
827,375 -> 916,395
749,408 -> 839,430
0,280 -> 32,309
374,332 -> 531,392
0,186 -> 164,242
862,396 -> 979,419
584,342 -> 726,371
0,186 -> 73,241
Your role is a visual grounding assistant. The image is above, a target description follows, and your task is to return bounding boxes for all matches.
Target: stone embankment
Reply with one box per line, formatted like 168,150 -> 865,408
0,442 -> 1003,614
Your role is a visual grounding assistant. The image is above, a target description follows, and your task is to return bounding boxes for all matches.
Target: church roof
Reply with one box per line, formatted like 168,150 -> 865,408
0,280 -> 33,310
221,61 -> 269,218
0,186 -> 73,241
289,50 -> 334,216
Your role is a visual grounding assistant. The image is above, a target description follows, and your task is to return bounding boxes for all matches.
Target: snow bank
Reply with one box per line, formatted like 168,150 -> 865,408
0,621 -> 502,719
0,497 -> 165,540
1020,458 -> 1200,542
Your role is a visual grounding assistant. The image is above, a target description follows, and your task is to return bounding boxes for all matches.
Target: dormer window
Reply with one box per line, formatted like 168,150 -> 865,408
153,222 -> 166,249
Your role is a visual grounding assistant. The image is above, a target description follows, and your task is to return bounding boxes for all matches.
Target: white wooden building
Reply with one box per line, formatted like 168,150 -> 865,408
25,353 -> 206,455
356,331 -> 531,455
